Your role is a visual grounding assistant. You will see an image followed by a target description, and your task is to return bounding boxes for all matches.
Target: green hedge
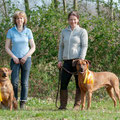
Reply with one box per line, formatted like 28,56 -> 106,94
0,1 -> 120,99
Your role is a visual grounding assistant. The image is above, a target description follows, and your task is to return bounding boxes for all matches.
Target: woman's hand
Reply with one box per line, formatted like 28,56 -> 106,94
13,56 -> 20,64
57,61 -> 62,69
20,56 -> 27,65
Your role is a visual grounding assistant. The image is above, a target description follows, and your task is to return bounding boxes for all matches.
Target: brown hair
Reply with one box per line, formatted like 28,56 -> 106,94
68,11 -> 79,20
13,11 -> 27,26
68,11 -> 79,25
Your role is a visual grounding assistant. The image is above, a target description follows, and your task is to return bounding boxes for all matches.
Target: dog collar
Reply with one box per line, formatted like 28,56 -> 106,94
0,79 -> 7,82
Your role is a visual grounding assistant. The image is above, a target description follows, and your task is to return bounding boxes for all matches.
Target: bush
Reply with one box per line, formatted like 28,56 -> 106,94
0,1 -> 120,99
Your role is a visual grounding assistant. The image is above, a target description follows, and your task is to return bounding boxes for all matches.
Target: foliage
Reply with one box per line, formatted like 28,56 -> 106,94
29,3 -> 67,64
81,16 -> 120,75
0,0 -> 120,98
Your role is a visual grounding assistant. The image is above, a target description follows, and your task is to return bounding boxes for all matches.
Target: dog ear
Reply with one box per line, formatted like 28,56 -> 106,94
85,60 -> 91,66
72,59 -> 78,67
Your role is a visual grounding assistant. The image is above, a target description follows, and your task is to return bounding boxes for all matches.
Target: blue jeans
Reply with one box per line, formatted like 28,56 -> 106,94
10,57 -> 31,101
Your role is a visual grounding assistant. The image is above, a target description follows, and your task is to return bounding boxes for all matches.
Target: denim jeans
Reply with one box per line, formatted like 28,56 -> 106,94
10,57 -> 31,101
60,60 -> 79,90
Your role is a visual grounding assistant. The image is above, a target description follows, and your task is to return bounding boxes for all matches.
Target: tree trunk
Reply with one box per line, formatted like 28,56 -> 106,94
96,0 -> 100,16
73,0 -> 78,11
63,0 -> 67,14
54,0 -> 58,9
24,0 -> 30,23
2,0 -> 7,17
110,0 -> 113,20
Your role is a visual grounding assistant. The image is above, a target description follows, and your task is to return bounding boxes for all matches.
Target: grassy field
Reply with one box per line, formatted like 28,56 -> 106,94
0,97 -> 120,120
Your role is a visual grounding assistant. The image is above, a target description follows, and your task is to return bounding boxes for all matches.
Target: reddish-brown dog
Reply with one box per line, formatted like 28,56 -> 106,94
73,59 -> 120,110
0,67 -> 17,110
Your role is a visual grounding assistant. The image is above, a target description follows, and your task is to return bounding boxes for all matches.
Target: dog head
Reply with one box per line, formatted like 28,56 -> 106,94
0,67 -> 12,79
72,59 -> 90,73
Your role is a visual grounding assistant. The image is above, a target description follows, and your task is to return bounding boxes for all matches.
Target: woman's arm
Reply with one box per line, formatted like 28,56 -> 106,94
58,31 -> 64,69
5,38 -> 20,64
79,29 -> 88,59
20,38 -> 36,65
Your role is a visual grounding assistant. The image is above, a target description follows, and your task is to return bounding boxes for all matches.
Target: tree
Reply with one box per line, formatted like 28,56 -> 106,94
63,0 -> 67,14
2,0 -> 7,17
96,0 -> 100,16
24,0 -> 30,23
109,0 -> 113,20
73,0 -> 78,11
54,0 -> 58,9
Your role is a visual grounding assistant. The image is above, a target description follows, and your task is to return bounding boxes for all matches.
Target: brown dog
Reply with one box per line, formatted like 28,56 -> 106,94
0,67 -> 17,110
73,59 -> 120,110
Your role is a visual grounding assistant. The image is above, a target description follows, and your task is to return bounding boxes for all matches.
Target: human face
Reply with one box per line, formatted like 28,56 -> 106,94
16,15 -> 24,27
68,15 -> 79,30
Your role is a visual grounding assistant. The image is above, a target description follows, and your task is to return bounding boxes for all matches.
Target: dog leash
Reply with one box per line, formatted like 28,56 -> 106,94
55,69 -> 61,108
62,66 -> 78,75
55,66 -> 78,108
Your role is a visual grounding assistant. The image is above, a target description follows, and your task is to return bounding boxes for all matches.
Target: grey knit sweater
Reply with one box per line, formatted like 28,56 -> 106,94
58,25 -> 88,61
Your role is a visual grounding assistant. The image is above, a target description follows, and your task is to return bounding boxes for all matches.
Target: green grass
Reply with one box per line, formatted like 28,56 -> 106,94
0,98 -> 120,120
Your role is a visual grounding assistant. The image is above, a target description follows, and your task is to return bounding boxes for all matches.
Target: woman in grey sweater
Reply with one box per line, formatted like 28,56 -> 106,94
57,11 -> 88,110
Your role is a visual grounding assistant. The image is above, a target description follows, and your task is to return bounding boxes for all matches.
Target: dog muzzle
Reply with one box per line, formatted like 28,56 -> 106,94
2,73 -> 7,77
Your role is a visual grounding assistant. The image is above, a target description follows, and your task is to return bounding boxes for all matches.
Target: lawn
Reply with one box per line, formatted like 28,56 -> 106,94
0,97 -> 120,120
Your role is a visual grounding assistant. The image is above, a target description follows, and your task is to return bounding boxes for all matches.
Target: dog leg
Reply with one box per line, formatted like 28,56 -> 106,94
113,86 -> 120,105
9,93 -> 14,111
13,97 -> 18,110
9,99 -> 13,111
81,90 -> 86,110
87,91 -> 92,110
106,87 -> 117,107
